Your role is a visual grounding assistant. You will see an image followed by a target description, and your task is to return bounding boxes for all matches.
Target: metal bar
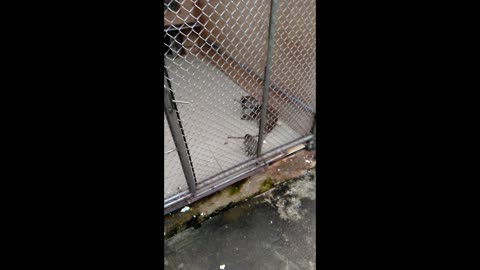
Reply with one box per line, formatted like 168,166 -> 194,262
164,149 -> 176,154
172,100 -> 190,104
256,0 -> 279,156
164,69 -> 173,93
164,134 -> 314,214
164,87 -> 197,194
197,134 -> 313,191
164,190 -> 189,204
164,166 -> 260,214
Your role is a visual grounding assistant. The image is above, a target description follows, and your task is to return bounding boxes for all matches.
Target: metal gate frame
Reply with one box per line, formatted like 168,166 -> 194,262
164,0 -> 316,214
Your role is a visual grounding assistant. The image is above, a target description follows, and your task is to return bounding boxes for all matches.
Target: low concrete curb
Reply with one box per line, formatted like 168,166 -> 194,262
164,149 -> 316,238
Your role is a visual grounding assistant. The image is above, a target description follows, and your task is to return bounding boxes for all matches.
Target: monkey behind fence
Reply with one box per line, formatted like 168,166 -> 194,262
227,134 -> 258,157
236,95 -> 278,134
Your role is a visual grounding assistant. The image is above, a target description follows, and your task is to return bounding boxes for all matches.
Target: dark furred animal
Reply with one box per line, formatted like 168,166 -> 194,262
237,95 -> 278,134
239,96 -> 260,121
227,134 -> 258,157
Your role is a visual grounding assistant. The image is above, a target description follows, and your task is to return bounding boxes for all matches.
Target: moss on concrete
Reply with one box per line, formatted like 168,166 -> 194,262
229,179 -> 246,196
259,177 -> 274,193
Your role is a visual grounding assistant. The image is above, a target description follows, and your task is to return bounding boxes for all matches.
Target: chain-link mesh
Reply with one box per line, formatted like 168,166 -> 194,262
164,0 -> 316,199
261,0 -> 316,153
164,0 -> 270,184
164,112 -> 189,199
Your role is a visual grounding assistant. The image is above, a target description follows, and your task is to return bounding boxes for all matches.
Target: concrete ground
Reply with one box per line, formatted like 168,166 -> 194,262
164,169 -> 316,270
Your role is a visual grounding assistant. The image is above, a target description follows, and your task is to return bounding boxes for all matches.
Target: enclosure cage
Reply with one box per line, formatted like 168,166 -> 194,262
164,0 -> 316,214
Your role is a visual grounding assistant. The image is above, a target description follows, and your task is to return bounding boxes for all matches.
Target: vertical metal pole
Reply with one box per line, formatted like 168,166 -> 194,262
256,0 -> 279,156
164,86 -> 197,194
165,69 -> 172,91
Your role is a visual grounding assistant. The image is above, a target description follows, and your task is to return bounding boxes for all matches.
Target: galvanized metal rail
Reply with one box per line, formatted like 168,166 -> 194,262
256,0 -> 279,157
164,134 -> 313,215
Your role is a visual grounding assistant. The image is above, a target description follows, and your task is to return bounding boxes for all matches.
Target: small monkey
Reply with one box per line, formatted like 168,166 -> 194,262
235,96 -> 260,121
227,134 -> 258,156
235,96 -> 279,134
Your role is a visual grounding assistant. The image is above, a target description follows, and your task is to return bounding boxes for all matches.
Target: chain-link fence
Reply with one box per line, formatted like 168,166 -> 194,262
164,0 -> 316,212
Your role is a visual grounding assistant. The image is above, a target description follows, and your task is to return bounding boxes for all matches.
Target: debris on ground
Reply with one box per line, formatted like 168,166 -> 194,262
180,206 -> 190,213
220,264 -> 225,269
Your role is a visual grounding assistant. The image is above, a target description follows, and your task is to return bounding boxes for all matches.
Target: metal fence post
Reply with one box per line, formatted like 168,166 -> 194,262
256,0 -> 279,157
164,82 -> 197,194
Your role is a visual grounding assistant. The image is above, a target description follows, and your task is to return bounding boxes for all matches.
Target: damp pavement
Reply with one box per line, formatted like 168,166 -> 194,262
164,169 -> 316,270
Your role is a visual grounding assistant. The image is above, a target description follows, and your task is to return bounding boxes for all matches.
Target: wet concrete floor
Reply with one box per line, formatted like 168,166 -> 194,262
164,169 -> 316,270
